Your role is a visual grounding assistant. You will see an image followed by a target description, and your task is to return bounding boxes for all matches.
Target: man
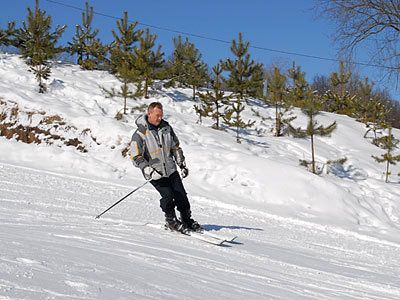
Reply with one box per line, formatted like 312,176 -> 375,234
130,102 -> 201,232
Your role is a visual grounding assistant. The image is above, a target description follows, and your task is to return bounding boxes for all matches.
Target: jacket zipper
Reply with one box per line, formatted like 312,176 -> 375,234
158,129 -> 167,176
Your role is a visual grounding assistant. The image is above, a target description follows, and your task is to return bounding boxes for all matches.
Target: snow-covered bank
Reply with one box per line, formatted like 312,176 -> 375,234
1,53 -> 400,298
1,53 -> 399,237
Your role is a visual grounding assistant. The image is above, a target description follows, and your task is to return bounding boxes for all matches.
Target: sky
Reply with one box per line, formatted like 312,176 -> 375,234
1,0 -> 399,100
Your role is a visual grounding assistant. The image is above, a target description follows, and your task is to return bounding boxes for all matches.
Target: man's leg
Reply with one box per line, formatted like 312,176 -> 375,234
169,172 -> 201,231
150,177 -> 182,230
169,171 -> 190,213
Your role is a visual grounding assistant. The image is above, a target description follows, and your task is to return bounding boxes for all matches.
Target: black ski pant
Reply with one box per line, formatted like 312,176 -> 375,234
150,171 -> 190,216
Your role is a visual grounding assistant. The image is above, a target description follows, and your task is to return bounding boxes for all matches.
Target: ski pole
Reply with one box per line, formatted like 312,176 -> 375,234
95,181 -> 149,219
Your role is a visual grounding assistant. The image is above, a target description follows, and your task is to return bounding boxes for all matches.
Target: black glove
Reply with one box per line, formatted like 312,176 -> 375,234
180,164 -> 189,178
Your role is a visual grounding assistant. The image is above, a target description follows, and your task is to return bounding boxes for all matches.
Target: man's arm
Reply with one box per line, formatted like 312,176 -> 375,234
170,128 -> 185,167
130,132 -> 149,170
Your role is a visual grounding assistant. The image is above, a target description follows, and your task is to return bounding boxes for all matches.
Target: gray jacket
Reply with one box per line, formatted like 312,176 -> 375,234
130,114 -> 185,178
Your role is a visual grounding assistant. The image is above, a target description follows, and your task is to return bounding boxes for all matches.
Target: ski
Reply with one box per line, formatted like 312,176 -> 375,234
145,223 -> 230,246
185,231 -> 228,246
198,230 -> 238,243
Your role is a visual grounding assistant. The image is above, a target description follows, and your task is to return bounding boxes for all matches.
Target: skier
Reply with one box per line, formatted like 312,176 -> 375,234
130,102 -> 202,232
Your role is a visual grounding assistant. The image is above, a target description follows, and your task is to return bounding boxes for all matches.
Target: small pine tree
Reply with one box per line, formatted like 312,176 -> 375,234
0,22 -> 16,46
17,0 -> 66,93
167,36 -> 208,99
109,11 -> 141,74
222,32 -> 264,101
220,32 -> 261,142
107,11 -> 142,114
193,95 -> 213,124
223,97 -> 255,143
166,36 -> 186,87
133,28 -> 164,99
195,63 -> 230,128
186,45 -> 209,100
287,62 -> 309,108
290,91 -> 337,174
267,67 -> 296,136
268,67 -> 285,136
372,127 -> 400,183
324,62 -> 356,116
68,2 -> 106,70
355,78 -> 389,139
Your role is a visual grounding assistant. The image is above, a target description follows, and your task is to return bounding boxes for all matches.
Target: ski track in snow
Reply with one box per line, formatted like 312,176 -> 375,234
1,163 -> 400,299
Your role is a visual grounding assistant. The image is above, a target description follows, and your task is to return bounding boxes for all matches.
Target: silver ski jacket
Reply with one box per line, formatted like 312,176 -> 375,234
130,114 -> 185,178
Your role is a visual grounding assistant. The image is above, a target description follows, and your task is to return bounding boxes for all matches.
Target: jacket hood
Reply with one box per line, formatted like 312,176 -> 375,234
135,114 -> 148,133
135,114 -> 168,133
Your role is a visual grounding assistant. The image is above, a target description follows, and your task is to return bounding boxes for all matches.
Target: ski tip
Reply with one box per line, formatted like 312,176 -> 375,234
230,236 -> 238,242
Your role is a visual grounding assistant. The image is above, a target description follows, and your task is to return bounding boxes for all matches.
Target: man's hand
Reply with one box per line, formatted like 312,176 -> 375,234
179,164 -> 189,178
143,166 -> 162,181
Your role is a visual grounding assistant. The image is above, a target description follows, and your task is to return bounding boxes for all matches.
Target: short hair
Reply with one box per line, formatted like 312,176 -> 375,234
148,102 -> 163,112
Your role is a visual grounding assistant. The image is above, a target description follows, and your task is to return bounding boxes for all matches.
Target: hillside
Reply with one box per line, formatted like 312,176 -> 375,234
1,54 -> 400,299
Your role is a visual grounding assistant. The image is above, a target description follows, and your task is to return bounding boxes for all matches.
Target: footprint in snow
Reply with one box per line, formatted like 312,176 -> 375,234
16,258 -> 40,265
65,281 -> 90,293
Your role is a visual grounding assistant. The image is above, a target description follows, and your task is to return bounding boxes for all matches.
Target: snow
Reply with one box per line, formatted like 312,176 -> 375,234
0,53 -> 400,299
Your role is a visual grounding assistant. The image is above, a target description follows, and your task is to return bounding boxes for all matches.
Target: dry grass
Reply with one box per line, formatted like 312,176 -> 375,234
0,111 -> 6,123
41,115 -> 63,125
0,102 -> 87,153
0,123 -> 49,144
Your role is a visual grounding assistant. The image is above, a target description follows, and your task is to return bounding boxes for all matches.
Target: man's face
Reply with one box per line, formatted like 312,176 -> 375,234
147,107 -> 163,126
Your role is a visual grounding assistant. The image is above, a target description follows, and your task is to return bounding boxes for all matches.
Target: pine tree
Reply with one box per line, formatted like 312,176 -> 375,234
222,32 -> 264,101
0,22 -> 16,47
267,67 -> 293,137
167,36 -> 208,99
133,28 -> 164,99
223,97 -> 255,143
355,77 -> 374,123
107,11 -> 142,114
220,32 -> 261,142
356,78 -> 389,139
166,36 -> 186,86
195,63 -> 230,129
185,43 -> 209,100
287,62 -> 308,108
290,91 -> 337,174
324,62 -> 356,116
372,127 -> 400,183
68,2 -> 106,70
110,11 -> 141,74
268,67 -> 285,136
194,94 -> 213,125
17,0 -> 66,93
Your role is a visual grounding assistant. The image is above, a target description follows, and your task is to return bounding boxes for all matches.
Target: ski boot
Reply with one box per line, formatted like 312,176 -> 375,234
164,211 -> 184,232
180,209 -> 203,232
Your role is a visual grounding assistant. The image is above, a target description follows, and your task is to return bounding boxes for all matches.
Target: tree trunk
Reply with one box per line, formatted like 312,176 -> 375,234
275,103 -> 281,136
198,102 -> 202,124
77,52 -> 83,65
123,81 -> 127,115
192,85 -> 196,100
144,78 -> 149,99
311,133 -> 316,174
38,65 -> 44,94
216,102 -> 220,129
385,159 -> 390,183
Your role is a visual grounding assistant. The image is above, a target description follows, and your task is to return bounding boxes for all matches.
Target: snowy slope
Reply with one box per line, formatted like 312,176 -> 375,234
1,54 -> 400,299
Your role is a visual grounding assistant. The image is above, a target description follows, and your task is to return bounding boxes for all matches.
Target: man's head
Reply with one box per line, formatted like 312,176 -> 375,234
147,102 -> 163,126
